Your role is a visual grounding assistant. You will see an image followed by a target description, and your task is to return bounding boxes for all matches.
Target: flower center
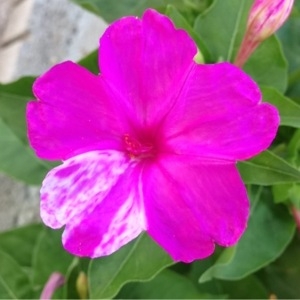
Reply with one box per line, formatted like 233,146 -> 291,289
123,134 -> 154,159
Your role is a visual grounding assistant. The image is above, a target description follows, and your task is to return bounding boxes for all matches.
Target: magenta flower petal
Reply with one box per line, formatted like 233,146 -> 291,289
143,156 -> 249,263
164,62 -> 279,160
41,150 -> 146,256
99,9 -> 197,126
27,9 -> 280,262
27,61 -> 133,160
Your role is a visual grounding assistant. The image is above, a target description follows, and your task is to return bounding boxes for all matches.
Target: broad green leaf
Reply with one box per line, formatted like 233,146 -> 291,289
194,0 -> 253,62
287,67 -> 300,103
0,77 -> 34,141
0,249 -> 33,299
200,187 -> 295,282
88,233 -> 173,299
187,257 -> 227,298
220,275 -> 269,299
71,0 -> 212,23
188,259 -> 268,298
244,36 -> 288,93
280,8 -> 300,101
288,68 -> 300,100
0,224 -> 42,267
277,3 -> 300,73
273,183 -> 300,209
262,86 -> 300,128
0,78 -> 52,184
78,50 -> 98,74
165,5 -> 211,62
288,128 -> 300,166
272,183 -> 292,204
0,119 -> 50,184
117,269 -> 210,299
238,150 -> 300,185
32,227 -> 73,292
258,235 -> 300,299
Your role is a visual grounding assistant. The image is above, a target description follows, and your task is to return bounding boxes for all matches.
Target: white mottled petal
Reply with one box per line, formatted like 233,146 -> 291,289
60,163 -> 146,257
40,150 -> 131,229
92,172 -> 146,256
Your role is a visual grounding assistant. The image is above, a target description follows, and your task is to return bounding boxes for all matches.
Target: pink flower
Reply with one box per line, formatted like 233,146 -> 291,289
27,9 -> 279,263
235,0 -> 294,67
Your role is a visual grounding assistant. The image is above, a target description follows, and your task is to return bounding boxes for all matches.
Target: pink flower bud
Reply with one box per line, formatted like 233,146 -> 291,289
40,272 -> 65,300
235,0 -> 294,67
292,206 -> 300,232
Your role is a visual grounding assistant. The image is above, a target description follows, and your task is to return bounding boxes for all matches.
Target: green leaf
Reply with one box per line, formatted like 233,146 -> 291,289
88,233 -> 173,299
118,269 -> 210,299
272,183 -> 292,204
243,36 -> 288,93
71,0 -> 204,23
0,78 -> 52,184
238,150 -> 300,185
0,249 -> 33,299
287,68 -> 300,103
0,77 -> 34,141
188,259 -> 268,298
262,86 -> 300,128
62,258 -> 80,299
0,119 -> 50,184
78,50 -> 98,74
32,227 -> 73,292
0,224 -> 43,267
288,129 -> 300,165
277,5 -> 300,73
165,5 -> 211,62
194,0 -> 253,62
273,183 -> 300,209
187,257 -> 227,298
220,275 -> 269,299
258,235 -> 300,299
200,187 -> 295,282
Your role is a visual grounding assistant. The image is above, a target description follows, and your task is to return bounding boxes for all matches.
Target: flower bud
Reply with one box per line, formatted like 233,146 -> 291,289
234,0 -> 294,67
40,272 -> 65,300
292,206 -> 300,232
76,271 -> 89,300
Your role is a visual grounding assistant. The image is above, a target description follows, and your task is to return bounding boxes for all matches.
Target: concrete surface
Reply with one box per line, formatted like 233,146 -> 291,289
0,0 -> 107,231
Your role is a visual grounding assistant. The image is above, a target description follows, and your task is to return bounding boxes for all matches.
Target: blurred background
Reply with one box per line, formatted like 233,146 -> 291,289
0,0 -> 107,231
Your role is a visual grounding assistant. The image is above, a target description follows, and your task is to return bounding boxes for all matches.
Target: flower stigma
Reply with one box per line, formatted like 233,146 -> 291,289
123,134 -> 155,160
